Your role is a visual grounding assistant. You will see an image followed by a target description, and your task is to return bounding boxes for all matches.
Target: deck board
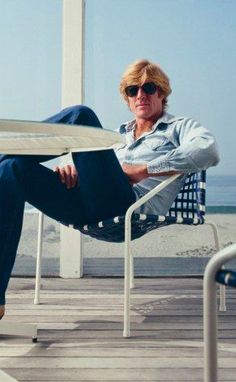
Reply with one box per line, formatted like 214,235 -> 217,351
0,277 -> 235,381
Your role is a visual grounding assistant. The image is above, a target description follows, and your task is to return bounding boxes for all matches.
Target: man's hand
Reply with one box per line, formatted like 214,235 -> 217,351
122,163 -> 148,184
54,164 -> 79,189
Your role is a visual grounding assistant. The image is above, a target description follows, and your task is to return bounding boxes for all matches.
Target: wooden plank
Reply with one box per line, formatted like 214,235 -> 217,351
2,368 -> 236,381
1,277 -> 236,382
1,346 -> 234,358
27,329 -> 236,340
1,356 -> 236,368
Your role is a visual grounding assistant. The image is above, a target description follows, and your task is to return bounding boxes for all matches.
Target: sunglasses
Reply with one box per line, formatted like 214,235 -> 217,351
125,82 -> 158,97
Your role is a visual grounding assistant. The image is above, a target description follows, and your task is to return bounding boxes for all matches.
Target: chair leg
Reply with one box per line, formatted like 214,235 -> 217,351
206,221 -> 226,311
130,250 -> 135,289
123,247 -> 131,337
34,211 -> 44,305
204,264 -> 218,382
123,216 -> 132,338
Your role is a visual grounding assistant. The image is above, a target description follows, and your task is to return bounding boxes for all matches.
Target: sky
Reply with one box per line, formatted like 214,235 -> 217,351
0,0 -> 236,176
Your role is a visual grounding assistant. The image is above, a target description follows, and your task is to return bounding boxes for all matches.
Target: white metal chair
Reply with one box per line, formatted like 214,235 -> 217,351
34,171 -> 225,337
204,243 -> 236,382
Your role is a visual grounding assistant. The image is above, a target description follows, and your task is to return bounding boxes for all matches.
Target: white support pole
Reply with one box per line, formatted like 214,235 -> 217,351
61,0 -> 84,106
60,226 -> 83,278
34,212 -> 44,304
60,0 -> 85,278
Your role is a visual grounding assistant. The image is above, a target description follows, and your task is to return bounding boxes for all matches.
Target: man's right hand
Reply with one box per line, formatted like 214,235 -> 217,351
54,164 -> 79,189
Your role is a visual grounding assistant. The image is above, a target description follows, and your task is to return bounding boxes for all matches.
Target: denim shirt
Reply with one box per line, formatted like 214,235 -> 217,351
115,112 -> 220,215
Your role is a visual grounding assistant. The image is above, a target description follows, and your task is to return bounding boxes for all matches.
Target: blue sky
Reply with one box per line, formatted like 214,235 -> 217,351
0,0 -> 235,176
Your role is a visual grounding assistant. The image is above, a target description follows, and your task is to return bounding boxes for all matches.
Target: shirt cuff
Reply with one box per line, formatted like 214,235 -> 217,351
147,158 -> 170,174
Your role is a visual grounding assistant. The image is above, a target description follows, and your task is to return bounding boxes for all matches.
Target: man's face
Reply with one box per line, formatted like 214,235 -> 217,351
127,83 -> 164,122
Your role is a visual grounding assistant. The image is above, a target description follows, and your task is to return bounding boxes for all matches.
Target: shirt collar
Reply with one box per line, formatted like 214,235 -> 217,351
118,112 -> 184,135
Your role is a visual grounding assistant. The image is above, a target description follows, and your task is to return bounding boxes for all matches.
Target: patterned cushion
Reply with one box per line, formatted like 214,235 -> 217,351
67,171 -> 206,243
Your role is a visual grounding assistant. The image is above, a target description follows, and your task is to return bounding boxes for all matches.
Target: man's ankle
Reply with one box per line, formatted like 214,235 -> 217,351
0,305 -> 5,319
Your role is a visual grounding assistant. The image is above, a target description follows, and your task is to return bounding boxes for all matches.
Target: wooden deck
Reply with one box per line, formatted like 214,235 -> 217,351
0,277 -> 236,381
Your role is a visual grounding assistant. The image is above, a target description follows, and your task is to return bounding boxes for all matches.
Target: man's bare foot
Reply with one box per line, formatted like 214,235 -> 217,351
0,305 -> 5,320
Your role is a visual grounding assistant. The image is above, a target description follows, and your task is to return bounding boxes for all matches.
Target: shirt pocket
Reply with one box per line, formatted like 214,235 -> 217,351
144,136 -> 168,150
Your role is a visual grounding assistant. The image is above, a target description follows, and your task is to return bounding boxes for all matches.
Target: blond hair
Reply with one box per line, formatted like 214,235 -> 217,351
120,59 -> 172,110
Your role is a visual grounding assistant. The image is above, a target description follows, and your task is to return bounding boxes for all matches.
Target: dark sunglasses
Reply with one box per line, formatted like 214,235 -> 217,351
125,82 -> 158,97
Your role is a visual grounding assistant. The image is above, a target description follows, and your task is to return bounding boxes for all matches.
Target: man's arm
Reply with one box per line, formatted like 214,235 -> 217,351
147,118 -> 220,174
122,163 -> 180,184
55,162 -> 177,188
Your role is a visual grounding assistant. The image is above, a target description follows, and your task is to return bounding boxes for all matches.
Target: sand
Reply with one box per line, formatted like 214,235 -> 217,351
18,211 -> 236,260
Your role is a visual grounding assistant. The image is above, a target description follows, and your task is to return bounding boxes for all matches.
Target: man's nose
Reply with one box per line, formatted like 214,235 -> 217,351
136,87 -> 146,98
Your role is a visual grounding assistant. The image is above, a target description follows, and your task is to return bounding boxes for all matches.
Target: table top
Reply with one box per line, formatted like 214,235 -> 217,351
0,119 -> 124,155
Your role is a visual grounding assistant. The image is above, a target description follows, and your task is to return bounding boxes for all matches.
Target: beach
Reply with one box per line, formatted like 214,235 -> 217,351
18,211 -> 236,260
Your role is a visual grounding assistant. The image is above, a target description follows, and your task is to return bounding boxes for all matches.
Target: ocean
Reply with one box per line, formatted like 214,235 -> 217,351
207,175 -> 236,214
25,175 -> 236,214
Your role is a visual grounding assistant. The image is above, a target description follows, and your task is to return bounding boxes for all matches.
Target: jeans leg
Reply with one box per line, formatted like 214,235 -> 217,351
73,150 -> 136,223
45,105 -> 136,223
0,104 -> 96,304
0,158 -> 25,305
44,104 -> 103,127
0,105 -> 135,303
0,105 -> 96,304
0,155 -> 87,305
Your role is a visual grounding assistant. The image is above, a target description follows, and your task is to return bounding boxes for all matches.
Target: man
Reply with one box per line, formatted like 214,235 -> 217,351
0,59 -> 219,319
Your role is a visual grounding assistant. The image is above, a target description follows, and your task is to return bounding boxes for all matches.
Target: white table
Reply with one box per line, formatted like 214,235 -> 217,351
0,118 -> 124,277
0,119 -> 124,154
0,119 -> 124,340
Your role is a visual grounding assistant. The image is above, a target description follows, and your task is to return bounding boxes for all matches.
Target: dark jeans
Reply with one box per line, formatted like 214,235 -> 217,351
0,105 -> 136,305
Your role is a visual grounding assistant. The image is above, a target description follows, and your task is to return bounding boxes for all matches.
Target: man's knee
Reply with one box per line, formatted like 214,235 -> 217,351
62,105 -> 102,128
44,105 -> 102,128
62,105 -> 93,115
0,156 -> 33,180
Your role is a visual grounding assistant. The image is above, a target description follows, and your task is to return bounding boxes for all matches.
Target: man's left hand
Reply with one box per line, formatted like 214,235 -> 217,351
54,164 -> 79,189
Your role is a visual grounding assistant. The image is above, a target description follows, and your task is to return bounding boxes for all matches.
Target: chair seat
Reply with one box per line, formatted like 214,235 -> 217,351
60,171 -> 206,243
75,213 -> 204,243
216,269 -> 236,287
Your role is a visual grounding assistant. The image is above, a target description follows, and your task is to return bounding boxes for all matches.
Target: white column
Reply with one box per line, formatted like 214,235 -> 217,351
60,0 -> 84,278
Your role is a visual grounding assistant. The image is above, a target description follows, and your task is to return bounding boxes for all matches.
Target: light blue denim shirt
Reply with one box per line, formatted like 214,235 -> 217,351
115,112 -> 220,215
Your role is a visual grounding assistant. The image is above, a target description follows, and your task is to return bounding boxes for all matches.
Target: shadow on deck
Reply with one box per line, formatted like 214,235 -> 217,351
0,277 -> 236,381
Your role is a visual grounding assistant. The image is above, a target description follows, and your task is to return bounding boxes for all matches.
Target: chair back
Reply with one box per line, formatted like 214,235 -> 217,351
167,171 -> 206,224
74,171 -> 206,242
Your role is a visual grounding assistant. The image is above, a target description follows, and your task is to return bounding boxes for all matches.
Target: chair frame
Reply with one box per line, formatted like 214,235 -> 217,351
203,243 -> 236,382
34,172 -> 225,337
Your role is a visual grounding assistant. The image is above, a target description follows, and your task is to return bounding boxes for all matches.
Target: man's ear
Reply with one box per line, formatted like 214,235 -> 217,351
158,90 -> 165,101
